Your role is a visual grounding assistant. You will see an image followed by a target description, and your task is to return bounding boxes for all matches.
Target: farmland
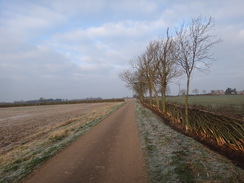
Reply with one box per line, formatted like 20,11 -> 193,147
166,95 -> 244,118
0,102 -> 124,182
0,103 -> 120,153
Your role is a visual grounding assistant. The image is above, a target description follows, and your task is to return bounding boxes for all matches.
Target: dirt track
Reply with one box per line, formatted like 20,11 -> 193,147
22,99 -> 147,183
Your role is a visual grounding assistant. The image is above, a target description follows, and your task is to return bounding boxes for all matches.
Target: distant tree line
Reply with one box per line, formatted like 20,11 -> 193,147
0,97 -> 125,107
12,97 -> 104,104
17,98 -> 64,104
179,87 -> 243,96
120,16 -> 221,130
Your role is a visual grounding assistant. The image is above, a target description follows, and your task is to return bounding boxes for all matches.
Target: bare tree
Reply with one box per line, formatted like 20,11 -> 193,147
144,41 -> 161,109
119,69 -> 147,102
192,88 -> 199,95
179,89 -> 186,96
133,41 -> 160,109
155,29 -> 182,114
176,16 -> 222,130
202,89 -> 207,94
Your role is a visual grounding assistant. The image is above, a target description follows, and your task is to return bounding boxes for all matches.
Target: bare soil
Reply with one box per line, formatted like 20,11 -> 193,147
21,99 -> 147,183
0,103 -> 117,154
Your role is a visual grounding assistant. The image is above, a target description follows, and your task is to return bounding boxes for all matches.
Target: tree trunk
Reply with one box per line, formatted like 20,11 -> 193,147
152,84 -> 159,110
149,83 -> 153,105
161,85 -> 166,114
185,76 -> 190,131
161,62 -> 167,114
140,92 -> 144,103
138,82 -> 144,103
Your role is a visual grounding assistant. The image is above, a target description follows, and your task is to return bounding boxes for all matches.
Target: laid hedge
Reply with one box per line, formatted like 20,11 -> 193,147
142,99 -> 244,158
165,103 -> 244,153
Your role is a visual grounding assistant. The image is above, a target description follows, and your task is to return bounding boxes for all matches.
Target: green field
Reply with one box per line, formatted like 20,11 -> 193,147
166,95 -> 244,118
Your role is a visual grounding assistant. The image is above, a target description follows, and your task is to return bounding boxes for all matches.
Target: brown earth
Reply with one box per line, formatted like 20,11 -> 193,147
21,99 -> 147,183
0,103 -> 117,154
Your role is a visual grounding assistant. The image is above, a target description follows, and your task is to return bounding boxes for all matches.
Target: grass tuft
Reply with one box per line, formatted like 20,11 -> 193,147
48,130 -> 67,142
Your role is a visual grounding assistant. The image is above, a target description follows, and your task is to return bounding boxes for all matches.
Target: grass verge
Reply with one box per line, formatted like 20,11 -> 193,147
135,102 -> 244,183
0,102 -> 124,183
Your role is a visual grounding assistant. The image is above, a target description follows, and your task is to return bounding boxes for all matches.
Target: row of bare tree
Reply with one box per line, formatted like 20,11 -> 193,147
120,17 -> 221,130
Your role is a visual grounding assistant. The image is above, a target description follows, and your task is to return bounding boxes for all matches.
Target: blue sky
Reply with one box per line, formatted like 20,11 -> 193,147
0,0 -> 244,102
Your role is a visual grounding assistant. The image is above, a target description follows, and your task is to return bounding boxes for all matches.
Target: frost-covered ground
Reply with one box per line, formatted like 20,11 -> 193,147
135,102 -> 244,183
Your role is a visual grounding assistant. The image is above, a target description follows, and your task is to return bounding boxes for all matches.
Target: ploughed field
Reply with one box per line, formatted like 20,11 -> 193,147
0,103 -> 118,154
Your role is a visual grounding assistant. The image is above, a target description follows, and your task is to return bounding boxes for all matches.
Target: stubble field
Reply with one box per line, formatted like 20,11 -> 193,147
0,103 -> 118,153
0,102 -> 124,182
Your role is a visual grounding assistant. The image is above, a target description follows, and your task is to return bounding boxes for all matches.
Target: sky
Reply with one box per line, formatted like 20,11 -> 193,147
0,0 -> 243,102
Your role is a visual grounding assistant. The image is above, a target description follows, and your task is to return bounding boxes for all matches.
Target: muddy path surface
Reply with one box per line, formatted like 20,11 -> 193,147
22,99 -> 147,183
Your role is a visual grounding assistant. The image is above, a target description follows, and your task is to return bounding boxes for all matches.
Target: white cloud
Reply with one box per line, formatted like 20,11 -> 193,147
49,21 -> 152,68
46,0 -> 106,16
110,0 -> 158,15
1,4 -> 66,32
87,21 -> 151,38
239,30 -> 244,39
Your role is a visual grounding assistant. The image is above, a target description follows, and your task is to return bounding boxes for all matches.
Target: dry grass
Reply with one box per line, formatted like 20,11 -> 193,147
0,102 -> 124,183
48,129 -> 68,142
